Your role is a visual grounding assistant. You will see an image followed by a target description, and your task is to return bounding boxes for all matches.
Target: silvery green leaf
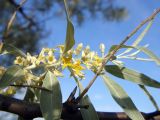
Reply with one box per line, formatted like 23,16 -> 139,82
101,75 -> 144,120
63,0 -> 75,54
0,65 -> 24,89
40,71 -> 62,120
105,65 -> 160,88
0,43 -> 26,57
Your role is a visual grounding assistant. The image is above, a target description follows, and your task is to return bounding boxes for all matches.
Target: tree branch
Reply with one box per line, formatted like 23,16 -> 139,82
0,94 -> 160,120
76,8 -> 160,102
7,0 -> 36,26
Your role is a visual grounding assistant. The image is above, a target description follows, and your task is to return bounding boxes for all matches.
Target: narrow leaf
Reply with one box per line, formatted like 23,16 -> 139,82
119,20 -> 153,56
0,65 -> 24,89
0,43 -> 26,57
40,71 -> 62,120
101,75 -> 145,120
139,85 -> 159,110
4,0 -> 26,38
105,65 -> 160,88
4,12 -> 17,37
134,46 -> 160,65
63,0 -> 75,54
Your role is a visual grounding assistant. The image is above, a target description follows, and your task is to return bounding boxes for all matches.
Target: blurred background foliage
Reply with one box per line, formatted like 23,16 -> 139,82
0,0 -> 127,55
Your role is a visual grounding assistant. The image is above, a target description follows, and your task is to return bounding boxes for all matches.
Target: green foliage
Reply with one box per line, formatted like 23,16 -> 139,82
0,43 -> 26,57
0,65 -> 24,89
101,75 -> 145,120
40,71 -> 62,120
63,0 -> 75,54
134,46 -> 160,65
105,65 -> 160,88
119,20 -> 153,56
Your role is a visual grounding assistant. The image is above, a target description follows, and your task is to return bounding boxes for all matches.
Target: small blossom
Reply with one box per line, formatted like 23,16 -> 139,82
77,43 -> 83,50
53,69 -> 63,77
74,43 -> 83,55
47,55 -> 57,64
14,56 -> 25,66
62,56 -> 72,69
71,60 -> 85,78
84,45 -> 90,54
99,43 -> 105,53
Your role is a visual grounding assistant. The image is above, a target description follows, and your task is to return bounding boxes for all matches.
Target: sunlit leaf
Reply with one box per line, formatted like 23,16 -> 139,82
101,75 -> 145,120
105,65 -> 160,88
40,71 -> 62,120
63,0 -> 75,54
0,43 -> 26,57
119,20 -> 153,56
134,46 -> 160,65
0,65 -> 24,89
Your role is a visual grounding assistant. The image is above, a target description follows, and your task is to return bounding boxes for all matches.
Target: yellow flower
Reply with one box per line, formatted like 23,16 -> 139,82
71,60 -> 85,78
14,56 -> 25,66
72,60 -> 84,71
61,56 -> 72,68
92,55 -> 103,67
53,69 -> 63,77
84,45 -> 90,54
37,54 -> 46,65
26,53 -> 39,65
74,43 -> 83,55
47,55 -> 56,64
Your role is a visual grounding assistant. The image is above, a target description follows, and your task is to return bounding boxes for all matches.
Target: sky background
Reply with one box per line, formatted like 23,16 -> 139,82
1,0 -> 160,119
40,0 -> 160,113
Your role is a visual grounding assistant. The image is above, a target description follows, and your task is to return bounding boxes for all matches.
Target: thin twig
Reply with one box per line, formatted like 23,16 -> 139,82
76,8 -> 160,102
3,0 -> 26,40
7,0 -> 35,25
10,84 -> 52,92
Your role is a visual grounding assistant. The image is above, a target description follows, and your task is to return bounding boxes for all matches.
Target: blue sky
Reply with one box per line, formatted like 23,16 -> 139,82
1,0 -> 160,120
39,0 -> 160,113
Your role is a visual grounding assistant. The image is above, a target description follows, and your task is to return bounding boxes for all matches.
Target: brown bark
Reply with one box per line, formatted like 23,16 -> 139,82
0,94 -> 160,120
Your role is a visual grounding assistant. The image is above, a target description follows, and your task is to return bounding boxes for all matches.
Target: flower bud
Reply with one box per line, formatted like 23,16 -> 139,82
99,43 -> 105,53
77,43 -> 83,50
84,45 -> 90,54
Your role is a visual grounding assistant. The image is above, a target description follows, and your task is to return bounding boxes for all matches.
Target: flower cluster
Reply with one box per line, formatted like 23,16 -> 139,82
13,43 -> 106,79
